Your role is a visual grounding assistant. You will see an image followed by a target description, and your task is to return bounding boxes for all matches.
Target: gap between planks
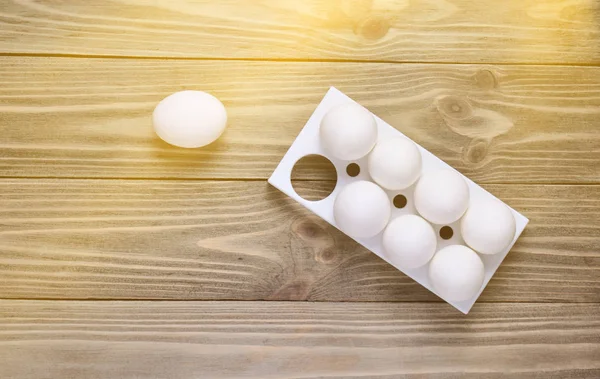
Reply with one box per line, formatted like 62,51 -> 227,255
0,177 -> 598,186
1,298 -> 599,304
1,52 -> 599,68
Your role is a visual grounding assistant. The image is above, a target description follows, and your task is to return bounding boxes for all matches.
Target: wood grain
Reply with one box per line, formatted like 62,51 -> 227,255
2,57 -> 599,183
2,2 -> 599,377
1,0 -> 599,64
1,300 -> 599,379
0,179 -> 597,302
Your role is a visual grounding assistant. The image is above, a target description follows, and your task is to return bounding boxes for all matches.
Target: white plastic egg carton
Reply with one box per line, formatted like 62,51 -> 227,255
268,87 -> 528,313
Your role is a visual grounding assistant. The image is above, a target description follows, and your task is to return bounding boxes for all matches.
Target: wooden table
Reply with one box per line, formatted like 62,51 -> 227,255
1,1 -> 599,378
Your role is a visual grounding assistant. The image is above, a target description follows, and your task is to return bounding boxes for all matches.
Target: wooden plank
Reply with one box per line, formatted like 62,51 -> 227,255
0,179 -> 598,302
1,57 -> 599,183
0,300 -> 599,378
0,0 -> 599,64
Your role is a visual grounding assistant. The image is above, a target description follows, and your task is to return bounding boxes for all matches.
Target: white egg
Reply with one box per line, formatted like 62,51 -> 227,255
333,180 -> 391,238
153,90 -> 227,148
429,245 -> 485,302
320,103 -> 378,160
382,214 -> 437,269
461,198 -> 516,255
414,169 -> 470,224
368,138 -> 422,190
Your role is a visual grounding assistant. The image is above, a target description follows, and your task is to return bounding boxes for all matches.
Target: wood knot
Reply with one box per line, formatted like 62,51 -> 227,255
315,247 -> 339,265
435,96 -> 473,120
474,69 -> 497,90
355,16 -> 390,40
291,217 -> 333,247
463,138 -> 490,164
436,96 -> 514,140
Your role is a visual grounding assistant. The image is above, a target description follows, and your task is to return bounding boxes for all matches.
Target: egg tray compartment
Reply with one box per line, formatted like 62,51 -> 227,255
268,87 -> 528,314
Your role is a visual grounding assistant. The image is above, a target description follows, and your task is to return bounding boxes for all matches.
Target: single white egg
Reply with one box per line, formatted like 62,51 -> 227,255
368,138 -> 422,190
153,90 -> 227,148
429,245 -> 485,302
333,180 -> 391,238
461,198 -> 516,255
382,214 -> 437,269
320,103 -> 377,160
414,169 -> 470,224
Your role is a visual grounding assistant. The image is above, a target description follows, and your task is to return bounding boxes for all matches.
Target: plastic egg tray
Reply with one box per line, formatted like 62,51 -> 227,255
268,87 -> 528,313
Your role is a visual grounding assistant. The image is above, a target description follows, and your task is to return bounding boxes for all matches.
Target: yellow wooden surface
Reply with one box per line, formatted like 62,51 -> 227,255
1,0 -> 599,64
0,0 -> 599,378
1,57 -> 599,183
